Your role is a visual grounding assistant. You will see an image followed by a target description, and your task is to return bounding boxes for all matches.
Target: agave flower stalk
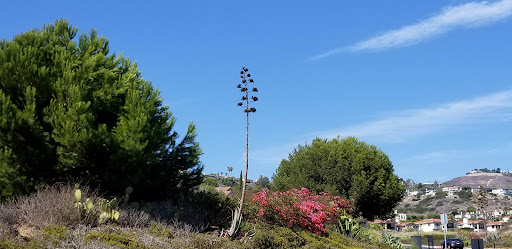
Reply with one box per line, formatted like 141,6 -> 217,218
228,67 -> 258,236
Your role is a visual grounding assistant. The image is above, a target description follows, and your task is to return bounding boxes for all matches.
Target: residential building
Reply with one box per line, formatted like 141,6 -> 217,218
457,219 -> 485,232
407,190 -> 424,196
442,186 -> 461,194
415,219 -> 456,232
487,222 -> 507,232
395,213 -> 407,222
369,219 -> 396,230
471,187 -> 491,193
491,188 -> 512,196
396,222 -> 417,231
455,212 -> 478,220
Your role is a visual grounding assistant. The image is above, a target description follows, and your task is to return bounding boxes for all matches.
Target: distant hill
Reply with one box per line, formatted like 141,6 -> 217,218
441,173 -> 512,189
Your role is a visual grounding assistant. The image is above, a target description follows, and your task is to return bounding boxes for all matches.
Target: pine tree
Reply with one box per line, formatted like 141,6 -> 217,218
0,20 -> 203,201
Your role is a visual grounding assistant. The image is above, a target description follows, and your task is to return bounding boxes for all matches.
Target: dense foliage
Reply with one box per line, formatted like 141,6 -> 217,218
273,137 -> 405,220
0,20 -> 202,201
251,188 -> 352,234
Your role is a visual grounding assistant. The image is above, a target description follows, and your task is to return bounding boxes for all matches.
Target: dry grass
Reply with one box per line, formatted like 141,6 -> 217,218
15,184 -> 99,228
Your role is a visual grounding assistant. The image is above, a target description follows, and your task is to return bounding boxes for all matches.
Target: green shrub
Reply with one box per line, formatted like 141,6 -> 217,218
0,241 -> 44,249
250,226 -> 305,249
170,190 -> 237,229
84,230 -> 148,249
148,222 -> 173,239
42,225 -> 66,247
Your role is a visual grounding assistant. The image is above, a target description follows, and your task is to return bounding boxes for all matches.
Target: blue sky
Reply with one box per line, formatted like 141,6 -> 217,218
2,1 -> 512,183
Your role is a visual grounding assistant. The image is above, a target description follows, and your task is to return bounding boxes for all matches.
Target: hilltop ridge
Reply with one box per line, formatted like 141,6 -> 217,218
442,172 -> 512,189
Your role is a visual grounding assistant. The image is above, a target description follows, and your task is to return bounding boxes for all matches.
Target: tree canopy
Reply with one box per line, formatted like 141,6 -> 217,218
0,20 -> 203,201
272,137 -> 405,220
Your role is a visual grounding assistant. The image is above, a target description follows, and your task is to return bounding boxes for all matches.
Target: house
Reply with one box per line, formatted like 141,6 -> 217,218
425,190 -> 436,196
442,186 -> 461,194
369,219 -> 396,230
457,219 -> 485,232
358,218 -> 369,227
491,188 -> 512,196
395,213 -> 407,222
415,219 -> 456,232
471,187 -> 491,193
455,212 -> 478,220
396,222 -> 418,231
487,222 -> 507,232
407,190 -> 424,196
491,209 -> 505,219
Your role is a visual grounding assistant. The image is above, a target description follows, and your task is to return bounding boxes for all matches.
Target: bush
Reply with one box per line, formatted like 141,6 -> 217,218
250,226 -> 305,249
84,229 -> 148,249
251,188 -> 352,234
4,184 -> 99,228
144,190 -> 237,231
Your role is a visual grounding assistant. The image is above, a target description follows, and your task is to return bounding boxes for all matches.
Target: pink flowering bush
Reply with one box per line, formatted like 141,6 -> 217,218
251,188 -> 352,234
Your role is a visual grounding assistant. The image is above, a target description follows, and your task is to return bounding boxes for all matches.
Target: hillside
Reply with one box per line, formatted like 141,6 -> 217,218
442,173 -> 512,189
397,173 -> 512,217
397,193 -> 512,216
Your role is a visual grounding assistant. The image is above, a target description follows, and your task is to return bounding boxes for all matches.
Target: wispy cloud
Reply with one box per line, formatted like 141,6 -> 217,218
399,150 -> 464,164
309,0 -> 512,60
320,89 -> 512,143
251,89 -> 512,179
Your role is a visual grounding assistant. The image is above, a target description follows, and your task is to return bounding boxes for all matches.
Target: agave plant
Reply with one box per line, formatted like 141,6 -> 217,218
337,215 -> 361,238
381,233 -> 404,249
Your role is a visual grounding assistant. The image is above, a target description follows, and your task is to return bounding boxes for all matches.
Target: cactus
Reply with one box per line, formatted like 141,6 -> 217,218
72,186 -> 121,224
85,198 -> 95,214
74,189 -> 83,211
97,198 -> 120,224
74,189 -> 82,202
123,186 -> 133,206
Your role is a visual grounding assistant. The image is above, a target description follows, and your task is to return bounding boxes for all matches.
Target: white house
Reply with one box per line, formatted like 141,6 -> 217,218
370,219 -> 396,230
487,222 -> 507,232
471,187 -> 491,193
395,213 -> 407,222
396,222 -> 417,231
442,186 -> 461,193
425,190 -> 436,196
407,190 -> 424,196
415,219 -> 456,232
457,219 -> 485,232
491,188 -> 512,196
455,212 -> 478,220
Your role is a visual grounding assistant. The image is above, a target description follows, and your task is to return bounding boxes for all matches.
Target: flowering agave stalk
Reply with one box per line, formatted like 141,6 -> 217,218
228,67 -> 258,236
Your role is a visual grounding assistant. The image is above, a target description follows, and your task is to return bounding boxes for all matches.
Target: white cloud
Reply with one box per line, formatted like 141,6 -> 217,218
250,89 -> 512,177
309,0 -> 512,60
399,150 -> 463,164
320,89 -> 512,143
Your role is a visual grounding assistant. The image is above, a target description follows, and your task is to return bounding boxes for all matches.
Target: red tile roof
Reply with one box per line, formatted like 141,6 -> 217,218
487,221 -> 506,225
396,222 -> 414,226
370,219 -> 394,224
415,219 -> 441,224
457,220 -> 484,224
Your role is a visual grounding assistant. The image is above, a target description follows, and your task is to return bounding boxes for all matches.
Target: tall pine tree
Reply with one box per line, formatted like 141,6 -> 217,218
0,20 -> 203,201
